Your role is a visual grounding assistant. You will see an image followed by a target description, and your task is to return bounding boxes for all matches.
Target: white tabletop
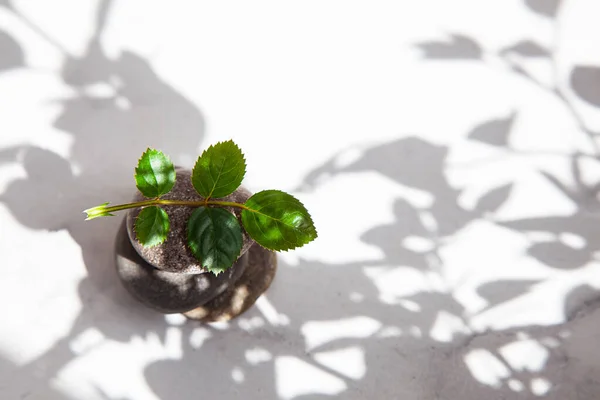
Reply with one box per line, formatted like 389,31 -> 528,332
2,0 -> 600,399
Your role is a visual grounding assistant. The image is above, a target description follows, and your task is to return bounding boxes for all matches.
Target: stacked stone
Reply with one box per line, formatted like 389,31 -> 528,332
115,169 -> 276,322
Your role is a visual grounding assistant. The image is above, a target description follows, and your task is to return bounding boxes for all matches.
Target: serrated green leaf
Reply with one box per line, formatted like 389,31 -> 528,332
187,207 -> 243,275
135,149 -> 176,198
135,206 -> 170,247
241,190 -> 317,251
191,140 -> 246,199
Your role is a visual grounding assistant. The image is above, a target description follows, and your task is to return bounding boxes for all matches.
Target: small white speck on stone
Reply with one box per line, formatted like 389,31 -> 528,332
245,347 -> 273,365
189,328 -> 212,349
209,321 -> 230,330
349,292 -> 365,302
540,337 -> 561,348
164,314 -> 187,326
559,330 -> 571,339
499,339 -> 549,373
239,316 -> 266,331
409,326 -> 422,337
398,299 -> 421,312
464,349 -> 510,388
559,232 -> 586,249
232,367 -> 245,383
115,96 -> 131,110
508,379 -> 525,392
377,326 -> 402,338
530,377 -> 551,396
69,328 -> 104,355
402,235 -> 435,252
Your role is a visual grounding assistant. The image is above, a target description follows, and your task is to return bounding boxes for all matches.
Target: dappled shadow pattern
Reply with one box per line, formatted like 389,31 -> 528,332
2,0 -> 600,399
0,0 -> 204,398
142,131 -> 600,398
414,0 -> 600,271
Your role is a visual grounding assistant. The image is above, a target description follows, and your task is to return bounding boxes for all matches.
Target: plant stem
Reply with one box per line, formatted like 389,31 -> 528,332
101,199 -> 251,214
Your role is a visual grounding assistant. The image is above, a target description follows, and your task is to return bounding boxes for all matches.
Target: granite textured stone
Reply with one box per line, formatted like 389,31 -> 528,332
116,219 -> 249,313
126,168 -> 254,274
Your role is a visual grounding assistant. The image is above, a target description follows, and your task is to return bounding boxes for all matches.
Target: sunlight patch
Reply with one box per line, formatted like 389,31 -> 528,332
314,347 -> 366,380
559,232 -> 586,250
531,377 -> 552,396
464,349 -> 510,388
302,317 -> 381,351
164,314 -> 187,326
189,327 -> 212,349
402,235 -> 435,252
398,299 -> 421,312
231,367 -> 245,383
508,379 -> 525,392
69,328 -> 104,355
429,311 -> 471,342
276,356 -> 346,399
255,296 -> 290,326
499,339 -> 549,372
245,347 -> 272,365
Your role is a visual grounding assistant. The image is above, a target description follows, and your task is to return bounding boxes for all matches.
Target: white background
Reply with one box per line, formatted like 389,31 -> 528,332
1,0 -> 600,398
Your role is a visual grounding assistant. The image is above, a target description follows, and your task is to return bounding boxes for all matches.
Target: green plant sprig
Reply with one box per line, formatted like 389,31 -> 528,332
84,140 -> 318,275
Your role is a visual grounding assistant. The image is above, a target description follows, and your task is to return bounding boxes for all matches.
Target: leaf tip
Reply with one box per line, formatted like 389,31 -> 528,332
83,202 -> 113,220
205,267 -> 224,276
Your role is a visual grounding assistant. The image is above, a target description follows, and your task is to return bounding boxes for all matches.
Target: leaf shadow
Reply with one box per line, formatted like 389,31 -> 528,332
468,112 -> 516,147
524,0 -> 562,18
475,183 -> 514,214
0,28 -> 24,72
476,280 -> 540,310
571,66 -> 600,108
415,34 -> 482,60
500,40 -> 551,58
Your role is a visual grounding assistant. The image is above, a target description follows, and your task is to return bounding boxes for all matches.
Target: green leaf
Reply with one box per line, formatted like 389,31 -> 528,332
83,202 -> 114,220
187,207 -> 243,275
135,206 -> 170,247
191,140 -> 246,199
135,148 -> 176,198
241,190 -> 317,251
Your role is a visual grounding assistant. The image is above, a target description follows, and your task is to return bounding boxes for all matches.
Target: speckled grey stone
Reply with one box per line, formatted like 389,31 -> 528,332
115,219 -> 249,313
126,168 -> 254,274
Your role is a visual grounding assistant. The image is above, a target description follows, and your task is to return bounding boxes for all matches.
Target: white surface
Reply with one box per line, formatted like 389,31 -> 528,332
1,0 -> 600,399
